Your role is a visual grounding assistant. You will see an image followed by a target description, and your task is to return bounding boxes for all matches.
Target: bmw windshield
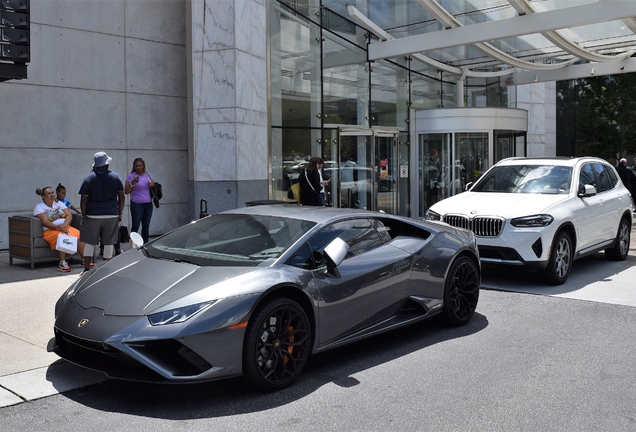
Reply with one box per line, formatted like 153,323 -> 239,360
472,165 -> 573,195
147,214 -> 315,267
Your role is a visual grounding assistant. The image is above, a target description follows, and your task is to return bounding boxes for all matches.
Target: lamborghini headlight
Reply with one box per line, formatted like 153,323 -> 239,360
147,301 -> 216,326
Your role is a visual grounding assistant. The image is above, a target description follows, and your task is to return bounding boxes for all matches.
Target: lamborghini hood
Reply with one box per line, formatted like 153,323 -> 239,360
72,250 -> 257,316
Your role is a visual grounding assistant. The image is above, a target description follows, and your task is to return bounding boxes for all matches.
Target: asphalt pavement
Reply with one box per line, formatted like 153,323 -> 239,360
2,233 -> 636,408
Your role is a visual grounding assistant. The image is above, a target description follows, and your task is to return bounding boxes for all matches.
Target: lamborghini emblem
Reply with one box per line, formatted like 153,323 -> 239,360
78,318 -> 89,327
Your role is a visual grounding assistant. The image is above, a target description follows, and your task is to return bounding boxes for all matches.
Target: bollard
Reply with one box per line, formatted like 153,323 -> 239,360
199,199 -> 209,219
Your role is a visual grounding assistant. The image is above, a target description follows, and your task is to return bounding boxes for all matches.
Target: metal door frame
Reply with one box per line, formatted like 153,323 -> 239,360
331,126 -> 400,212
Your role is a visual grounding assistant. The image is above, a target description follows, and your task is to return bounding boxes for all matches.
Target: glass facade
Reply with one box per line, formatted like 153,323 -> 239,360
269,1 -> 518,216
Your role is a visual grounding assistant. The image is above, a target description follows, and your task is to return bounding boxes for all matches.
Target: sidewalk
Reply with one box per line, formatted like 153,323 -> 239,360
2,232 -> 636,408
0,252 -> 109,407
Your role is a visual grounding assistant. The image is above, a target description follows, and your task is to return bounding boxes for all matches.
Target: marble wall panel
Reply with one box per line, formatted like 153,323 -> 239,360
192,50 -> 236,110
196,108 -> 237,124
237,123 -> 268,181
33,0 -> 125,36
126,39 -> 187,97
125,0 -> 186,45
126,94 -> 187,150
235,51 -> 254,110
236,0 -> 266,56
192,0 -> 235,52
193,123 -> 237,181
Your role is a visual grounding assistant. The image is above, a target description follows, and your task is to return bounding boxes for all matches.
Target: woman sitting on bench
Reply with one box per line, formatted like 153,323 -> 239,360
34,186 -> 87,272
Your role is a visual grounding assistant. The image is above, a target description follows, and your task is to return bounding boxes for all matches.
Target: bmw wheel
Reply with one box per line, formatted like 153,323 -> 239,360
442,256 -> 480,326
542,230 -> 572,285
243,297 -> 311,390
605,217 -> 630,261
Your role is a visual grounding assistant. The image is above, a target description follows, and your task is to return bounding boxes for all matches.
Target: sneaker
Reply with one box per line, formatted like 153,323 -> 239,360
58,261 -> 71,272
80,260 -> 95,269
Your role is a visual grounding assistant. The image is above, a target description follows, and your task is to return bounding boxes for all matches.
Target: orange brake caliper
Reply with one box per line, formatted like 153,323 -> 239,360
283,326 -> 294,364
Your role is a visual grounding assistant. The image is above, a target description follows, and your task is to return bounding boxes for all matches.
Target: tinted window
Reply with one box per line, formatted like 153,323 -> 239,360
148,214 -> 314,267
592,163 -> 616,192
579,163 -> 596,190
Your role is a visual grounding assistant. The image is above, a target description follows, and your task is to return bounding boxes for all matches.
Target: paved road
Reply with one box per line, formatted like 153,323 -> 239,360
1,238 -> 636,429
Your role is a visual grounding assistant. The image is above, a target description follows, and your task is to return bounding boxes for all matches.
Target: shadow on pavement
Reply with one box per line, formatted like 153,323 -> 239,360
52,313 -> 488,419
482,251 -> 636,295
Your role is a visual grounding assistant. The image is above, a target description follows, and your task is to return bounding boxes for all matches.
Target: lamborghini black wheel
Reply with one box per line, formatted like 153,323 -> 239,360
243,297 -> 311,390
442,256 -> 480,326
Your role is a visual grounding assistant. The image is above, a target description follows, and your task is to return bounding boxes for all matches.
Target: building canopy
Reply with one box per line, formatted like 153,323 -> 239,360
319,0 -> 636,85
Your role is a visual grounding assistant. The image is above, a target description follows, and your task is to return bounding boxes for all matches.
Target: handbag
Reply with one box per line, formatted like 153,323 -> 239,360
56,233 -> 78,254
119,225 -> 130,243
290,182 -> 301,201
151,182 -> 163,208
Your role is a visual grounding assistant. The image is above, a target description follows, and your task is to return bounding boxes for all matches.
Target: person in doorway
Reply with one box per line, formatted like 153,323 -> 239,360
124,157 -> 155,244
34,186 -> 87,272
78,152 -> 125,272
300,156 -> 328,206
55,183 -> 81,214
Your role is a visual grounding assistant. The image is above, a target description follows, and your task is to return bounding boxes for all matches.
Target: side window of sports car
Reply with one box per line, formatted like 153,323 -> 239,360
286,243 -> 315,270
302,219 -> 383,267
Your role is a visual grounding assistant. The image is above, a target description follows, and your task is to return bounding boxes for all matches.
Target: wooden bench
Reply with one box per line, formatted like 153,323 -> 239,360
8,213 -> 82,270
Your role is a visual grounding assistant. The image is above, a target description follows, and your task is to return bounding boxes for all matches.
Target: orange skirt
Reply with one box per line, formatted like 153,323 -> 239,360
43,226 -> 80,250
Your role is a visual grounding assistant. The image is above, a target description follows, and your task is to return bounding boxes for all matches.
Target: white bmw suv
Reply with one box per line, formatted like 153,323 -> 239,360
425,157 -> 632,285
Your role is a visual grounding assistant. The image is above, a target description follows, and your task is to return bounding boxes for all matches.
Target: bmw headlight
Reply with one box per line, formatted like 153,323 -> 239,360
510,214 -> 554,228
148,301 -> 216,326
424,210 -> 441,221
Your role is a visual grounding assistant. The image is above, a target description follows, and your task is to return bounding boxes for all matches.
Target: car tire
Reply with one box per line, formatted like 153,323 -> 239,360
243,297 -> 311,391
541,230 -> 572,285
605,217 -> 631,261
442,256 -> 480,326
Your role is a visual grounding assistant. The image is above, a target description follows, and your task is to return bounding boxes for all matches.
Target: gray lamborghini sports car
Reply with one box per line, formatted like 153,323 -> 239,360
49,205 -> 481,390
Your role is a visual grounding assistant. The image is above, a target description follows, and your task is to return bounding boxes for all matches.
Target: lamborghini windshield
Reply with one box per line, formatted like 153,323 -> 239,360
147,214 -> 315,267
472,165 -> 573,195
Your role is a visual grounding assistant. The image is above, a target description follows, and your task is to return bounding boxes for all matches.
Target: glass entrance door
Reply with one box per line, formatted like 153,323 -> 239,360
325,127 -> 399,211
375,131 -> 398,214
419,133 -> 452,214
338,129 -> 374,210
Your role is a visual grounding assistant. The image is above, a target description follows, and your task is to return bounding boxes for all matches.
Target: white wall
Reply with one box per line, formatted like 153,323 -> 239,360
0,0 -> 190,249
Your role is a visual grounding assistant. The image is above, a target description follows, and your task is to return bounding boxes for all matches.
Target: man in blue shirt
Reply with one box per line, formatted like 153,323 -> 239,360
79,152 -> 125,271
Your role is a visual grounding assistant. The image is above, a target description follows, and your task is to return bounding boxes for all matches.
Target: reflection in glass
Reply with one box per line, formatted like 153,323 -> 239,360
455,132 -> 490,193
322,31 -> 368,125
419,133 -> 451,215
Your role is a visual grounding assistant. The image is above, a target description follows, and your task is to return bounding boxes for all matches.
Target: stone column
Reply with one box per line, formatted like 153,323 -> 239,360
186,0 -> 268,220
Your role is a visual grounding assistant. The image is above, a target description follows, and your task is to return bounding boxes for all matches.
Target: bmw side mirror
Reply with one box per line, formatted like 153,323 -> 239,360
465,182 -> 473,191
578,184 -> 597,197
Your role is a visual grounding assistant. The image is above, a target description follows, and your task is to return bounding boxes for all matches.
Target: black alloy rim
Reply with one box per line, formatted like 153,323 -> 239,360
450,260 -> 480,320
255,304 -> 310,386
